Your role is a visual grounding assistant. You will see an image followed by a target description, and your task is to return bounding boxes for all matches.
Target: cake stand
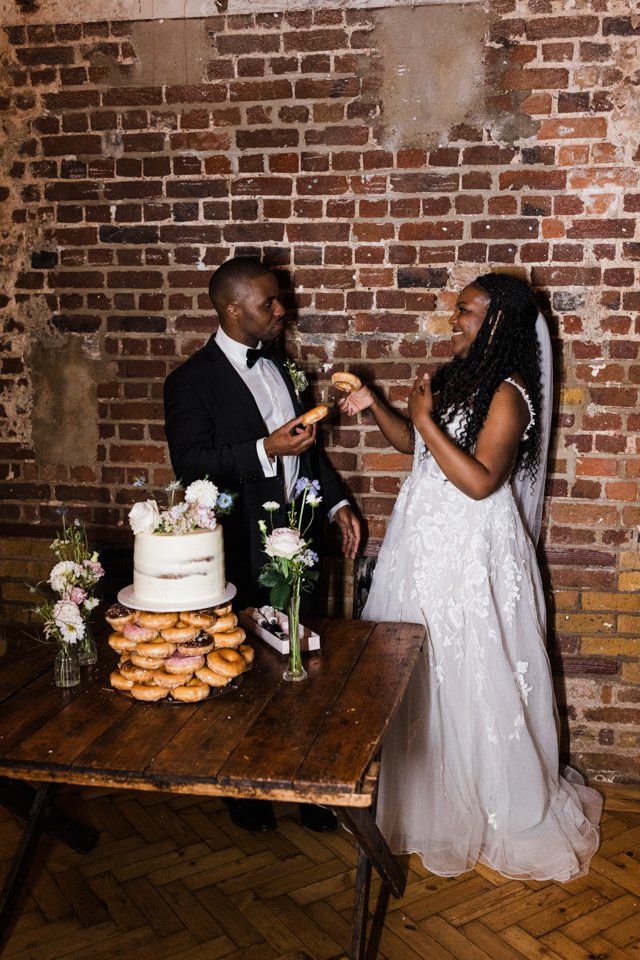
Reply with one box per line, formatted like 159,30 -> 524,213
117,581 -> 237,613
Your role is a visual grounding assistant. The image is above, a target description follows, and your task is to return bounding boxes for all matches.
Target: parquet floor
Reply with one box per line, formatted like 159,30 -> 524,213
1,787 -> 639,960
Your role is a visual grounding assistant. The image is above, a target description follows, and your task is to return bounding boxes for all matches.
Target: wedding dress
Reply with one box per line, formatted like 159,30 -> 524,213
363,387 -> 602,881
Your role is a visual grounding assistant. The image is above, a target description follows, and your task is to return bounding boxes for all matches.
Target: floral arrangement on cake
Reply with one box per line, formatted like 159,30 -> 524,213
30,512 -> 104,682
128,478 -> 235,536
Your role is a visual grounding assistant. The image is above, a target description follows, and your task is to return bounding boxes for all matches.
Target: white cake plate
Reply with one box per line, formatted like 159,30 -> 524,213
117,582 -> 237,613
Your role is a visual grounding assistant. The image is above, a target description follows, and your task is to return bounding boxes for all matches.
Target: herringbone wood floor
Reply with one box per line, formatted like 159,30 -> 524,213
1,787 -> 639,960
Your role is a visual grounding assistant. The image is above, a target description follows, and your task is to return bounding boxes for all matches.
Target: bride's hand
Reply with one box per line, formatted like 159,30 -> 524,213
337,385 -> 375,416
408,373 -> 433,425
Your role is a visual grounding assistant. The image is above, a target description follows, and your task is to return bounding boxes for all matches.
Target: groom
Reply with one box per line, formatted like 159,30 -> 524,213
163,256 -> 361,832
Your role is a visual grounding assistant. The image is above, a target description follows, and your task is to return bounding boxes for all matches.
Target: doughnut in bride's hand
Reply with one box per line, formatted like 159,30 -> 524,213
331,371 -> 362,394
300,404 -> 329,426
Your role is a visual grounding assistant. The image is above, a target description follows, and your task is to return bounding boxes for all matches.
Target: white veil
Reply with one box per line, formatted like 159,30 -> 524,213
511,311 -> 553,546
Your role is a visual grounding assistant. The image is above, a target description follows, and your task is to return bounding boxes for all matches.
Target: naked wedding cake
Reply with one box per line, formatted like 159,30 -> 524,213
122,479 -> 234,610
133,527 -> 225,607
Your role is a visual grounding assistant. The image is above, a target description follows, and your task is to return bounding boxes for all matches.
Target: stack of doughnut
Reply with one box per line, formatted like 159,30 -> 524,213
105,602 -> 254,702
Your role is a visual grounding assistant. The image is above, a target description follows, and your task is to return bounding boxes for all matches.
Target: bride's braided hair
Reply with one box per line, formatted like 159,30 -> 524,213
431,273 -> 543,482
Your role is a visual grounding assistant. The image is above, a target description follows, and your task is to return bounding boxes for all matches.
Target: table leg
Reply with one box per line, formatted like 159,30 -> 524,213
0,782 -> 57,953
337,806 -> 407,960
0,777 -> 99,854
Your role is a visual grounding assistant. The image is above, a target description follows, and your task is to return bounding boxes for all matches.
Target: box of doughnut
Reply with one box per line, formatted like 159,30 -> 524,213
239,607 -> 320,656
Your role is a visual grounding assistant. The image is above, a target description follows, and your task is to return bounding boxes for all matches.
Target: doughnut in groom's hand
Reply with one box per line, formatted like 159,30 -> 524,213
300,404 -> 329,426
331,371 -> 362,394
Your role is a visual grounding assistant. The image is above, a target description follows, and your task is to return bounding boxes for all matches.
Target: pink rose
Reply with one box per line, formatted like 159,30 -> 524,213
264,527 -> 305,560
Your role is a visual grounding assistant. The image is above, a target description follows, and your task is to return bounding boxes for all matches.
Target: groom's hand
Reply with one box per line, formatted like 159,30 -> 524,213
264,417 -> 316,459
334,506 -> 361,560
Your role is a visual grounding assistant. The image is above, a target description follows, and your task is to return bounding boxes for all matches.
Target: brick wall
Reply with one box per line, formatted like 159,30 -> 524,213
0,1 -> 638,782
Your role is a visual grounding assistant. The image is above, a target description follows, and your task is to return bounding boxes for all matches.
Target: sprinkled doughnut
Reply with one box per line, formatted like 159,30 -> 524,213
105,603 -> 136,629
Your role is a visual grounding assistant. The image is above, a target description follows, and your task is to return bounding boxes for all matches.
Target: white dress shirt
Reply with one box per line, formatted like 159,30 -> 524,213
214,327 -> 346,520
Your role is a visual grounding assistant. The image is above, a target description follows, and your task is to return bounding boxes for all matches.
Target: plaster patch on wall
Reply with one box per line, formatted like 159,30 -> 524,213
87,19 -> 212,88
28,335 -> 116,466
373,4 -> 488,149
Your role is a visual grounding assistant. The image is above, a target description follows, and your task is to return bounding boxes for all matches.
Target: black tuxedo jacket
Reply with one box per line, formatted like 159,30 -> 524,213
163,336 -> 348,608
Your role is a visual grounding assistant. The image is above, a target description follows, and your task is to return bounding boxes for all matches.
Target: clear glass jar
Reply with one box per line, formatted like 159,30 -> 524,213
77,621 -> 98,667
54,643 -> 81,688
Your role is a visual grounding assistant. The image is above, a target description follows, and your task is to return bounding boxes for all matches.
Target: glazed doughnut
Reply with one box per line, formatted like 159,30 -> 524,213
130,683 -> 169,702
205,613 -> 238,635
177,637 -> 215,656
108,631 -> 138,654
331,371 -> 362,394
238,643 -> 255,665
206,648 -> 245,678
130,653 -> 167,671
119,660 -> 155,683
213,627 -> 245,649
160,624 -> 199,643
110,670 -> 134,690
136,611 -> 179,630
301,404 -> 329,426
123,622 -> 159,643
195,665 -> 231,687
171,678 -> 210,702
213,602 -> 232,616
105,603 -> 136,629
153,667 -> 189,688
135,640 -> 176,659
180,609 -> 216,628
164,652 -> 205,674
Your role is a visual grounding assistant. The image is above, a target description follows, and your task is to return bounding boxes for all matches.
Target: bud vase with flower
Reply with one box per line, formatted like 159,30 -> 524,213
30,512 -> 104,686
258,479 -> 321,682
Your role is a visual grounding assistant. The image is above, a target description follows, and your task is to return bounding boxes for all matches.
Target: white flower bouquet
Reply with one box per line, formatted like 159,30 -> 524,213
30,513 -> 105,682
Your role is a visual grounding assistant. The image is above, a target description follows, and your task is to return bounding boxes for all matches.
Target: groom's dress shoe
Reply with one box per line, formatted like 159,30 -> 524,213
224,798 -> 276,832
298,803 -> 337,833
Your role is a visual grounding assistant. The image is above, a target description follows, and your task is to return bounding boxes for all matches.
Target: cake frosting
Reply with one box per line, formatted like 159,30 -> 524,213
133,526 -> 226,606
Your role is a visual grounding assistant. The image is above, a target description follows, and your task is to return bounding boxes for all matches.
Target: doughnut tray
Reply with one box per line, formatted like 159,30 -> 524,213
118,673 -> 243,704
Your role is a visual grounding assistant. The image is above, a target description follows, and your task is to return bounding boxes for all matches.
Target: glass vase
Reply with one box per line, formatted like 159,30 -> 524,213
77,620 -> 98,666
283,580 -> 307,682
54,643 -> 81,688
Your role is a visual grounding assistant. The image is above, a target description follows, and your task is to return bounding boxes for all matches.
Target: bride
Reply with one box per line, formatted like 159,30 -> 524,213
340,273 -> 602,881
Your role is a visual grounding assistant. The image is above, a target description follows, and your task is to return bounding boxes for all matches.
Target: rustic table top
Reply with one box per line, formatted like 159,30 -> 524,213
0,618 -> 425,807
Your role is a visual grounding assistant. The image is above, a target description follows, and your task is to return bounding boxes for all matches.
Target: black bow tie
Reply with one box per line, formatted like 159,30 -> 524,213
246,341 -> 275,368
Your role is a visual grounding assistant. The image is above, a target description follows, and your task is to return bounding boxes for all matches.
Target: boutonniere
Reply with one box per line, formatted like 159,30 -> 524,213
284,359 -> 308,400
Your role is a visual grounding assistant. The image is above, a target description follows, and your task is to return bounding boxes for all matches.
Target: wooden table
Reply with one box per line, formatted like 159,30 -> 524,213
0,617 -> 425,958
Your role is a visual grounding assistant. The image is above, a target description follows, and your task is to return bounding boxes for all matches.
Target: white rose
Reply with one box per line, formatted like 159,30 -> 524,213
264,527 -> 305,560
129,499 -> 161,535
